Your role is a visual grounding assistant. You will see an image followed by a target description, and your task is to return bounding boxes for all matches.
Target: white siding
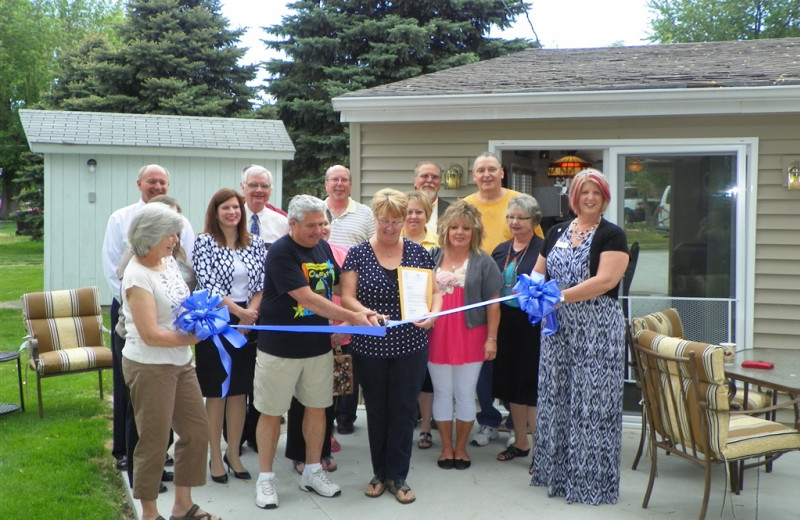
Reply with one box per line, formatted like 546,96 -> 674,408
43,153 -> 287,304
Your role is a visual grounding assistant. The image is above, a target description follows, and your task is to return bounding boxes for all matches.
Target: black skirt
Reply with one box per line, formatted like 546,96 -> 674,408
492,304 -> 541,407
195,303 -> 257,398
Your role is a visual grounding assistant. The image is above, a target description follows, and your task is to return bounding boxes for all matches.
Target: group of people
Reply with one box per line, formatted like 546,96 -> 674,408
102,152 -> 629,519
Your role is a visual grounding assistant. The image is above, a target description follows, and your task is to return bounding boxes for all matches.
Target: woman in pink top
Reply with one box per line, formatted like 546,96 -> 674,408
428,201 -> 503,470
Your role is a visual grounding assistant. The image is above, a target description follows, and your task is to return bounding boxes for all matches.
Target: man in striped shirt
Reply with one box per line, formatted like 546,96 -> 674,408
322,164 -> 375,435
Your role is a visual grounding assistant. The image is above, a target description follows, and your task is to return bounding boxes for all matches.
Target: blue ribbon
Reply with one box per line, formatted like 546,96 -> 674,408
174,290 -> 247,397
512,272 -> 562,336
234,324 -> 386,337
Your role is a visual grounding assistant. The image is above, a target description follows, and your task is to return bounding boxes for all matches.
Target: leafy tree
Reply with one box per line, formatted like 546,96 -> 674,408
0,0 -> 124,220
48,0 -> 257,116
648,0 -> 800,43
265,0 -> 536,197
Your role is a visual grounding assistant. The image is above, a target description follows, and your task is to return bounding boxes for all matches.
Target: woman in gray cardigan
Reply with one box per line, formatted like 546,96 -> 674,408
428,200 -> 503,470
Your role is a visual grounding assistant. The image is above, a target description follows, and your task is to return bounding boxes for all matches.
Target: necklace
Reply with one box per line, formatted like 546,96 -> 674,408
503,241 -> 530,290
571,219 -> 599,242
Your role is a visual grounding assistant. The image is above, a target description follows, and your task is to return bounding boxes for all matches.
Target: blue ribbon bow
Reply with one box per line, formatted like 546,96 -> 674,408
512,272 -> 562,336
174,290 -> 247,397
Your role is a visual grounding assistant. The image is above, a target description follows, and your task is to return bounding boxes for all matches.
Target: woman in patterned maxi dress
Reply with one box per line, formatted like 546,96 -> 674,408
530,169 -> 629,505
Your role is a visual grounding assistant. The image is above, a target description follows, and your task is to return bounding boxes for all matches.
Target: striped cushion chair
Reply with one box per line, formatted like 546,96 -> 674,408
632,330 -> 800,520
629,308 -> 771,471
22,287 -> 112,418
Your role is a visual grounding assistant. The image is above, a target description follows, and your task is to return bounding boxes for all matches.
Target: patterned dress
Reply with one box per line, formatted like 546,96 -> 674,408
530,225 -> 625,505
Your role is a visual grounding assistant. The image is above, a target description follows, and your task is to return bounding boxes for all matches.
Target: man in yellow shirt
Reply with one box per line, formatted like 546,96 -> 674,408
463,152 -> 544,255
462,151 -> 544,449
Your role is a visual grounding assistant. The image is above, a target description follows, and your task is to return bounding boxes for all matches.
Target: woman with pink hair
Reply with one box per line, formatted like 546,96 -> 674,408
529,169 -> 629,505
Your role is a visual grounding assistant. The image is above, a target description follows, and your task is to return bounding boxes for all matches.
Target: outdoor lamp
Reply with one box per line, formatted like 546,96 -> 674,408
445,163 -> 463,190
87,158 -> 97,173
787,161 -> 800,191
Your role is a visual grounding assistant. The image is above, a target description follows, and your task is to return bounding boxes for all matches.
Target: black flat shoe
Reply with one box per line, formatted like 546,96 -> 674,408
161,470 -> 174,482
159,482 -> 167,493
115,455 -> 128,471
223,452 -> 251,480
164,454 -> 174,467
454,458 -> 471,470
437,458 -> 455,469
209,461 -> 228,484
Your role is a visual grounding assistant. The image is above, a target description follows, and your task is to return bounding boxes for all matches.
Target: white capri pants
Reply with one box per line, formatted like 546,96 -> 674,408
428,361 -> 483,422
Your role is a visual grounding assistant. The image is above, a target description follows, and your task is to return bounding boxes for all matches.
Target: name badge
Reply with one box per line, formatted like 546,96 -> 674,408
555,241 -> 569,249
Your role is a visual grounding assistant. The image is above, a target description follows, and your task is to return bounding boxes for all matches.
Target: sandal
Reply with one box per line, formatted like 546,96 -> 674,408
387,479 -> 416,504
292,460 -> 305,475
497,444 -> 530,461
417,431 -> 433,449
168,504 -> 219,520
529,457 -> 535,475
321,455 -> 338,472
364,475 -> 386,498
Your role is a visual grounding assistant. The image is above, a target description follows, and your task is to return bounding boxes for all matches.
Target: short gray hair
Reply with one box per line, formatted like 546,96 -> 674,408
507,194 -> 543,227
137,164 -> 170,181
288,194 -> 326,222
241,164 -> 273,184
128,203 -> 184,257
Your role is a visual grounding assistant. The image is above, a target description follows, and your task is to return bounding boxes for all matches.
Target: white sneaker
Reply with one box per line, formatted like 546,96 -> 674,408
256,475 -> 279,509
470,425 -> 498,446
300,467 -> 341,497
506,431 -> 516,448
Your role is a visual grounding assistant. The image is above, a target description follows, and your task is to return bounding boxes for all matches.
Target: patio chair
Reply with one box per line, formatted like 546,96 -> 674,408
21,287 -> 112,418
632,329 -> 800,520
628,308 -> 685,470
628,308 -> 771,470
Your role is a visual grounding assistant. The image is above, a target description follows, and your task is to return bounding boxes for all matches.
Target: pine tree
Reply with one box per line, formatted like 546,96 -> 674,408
266,0 -> 535,197
48,0 -> 257,116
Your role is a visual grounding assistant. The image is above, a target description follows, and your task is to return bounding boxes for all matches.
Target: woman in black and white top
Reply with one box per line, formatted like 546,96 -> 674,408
193,188 -> 266,484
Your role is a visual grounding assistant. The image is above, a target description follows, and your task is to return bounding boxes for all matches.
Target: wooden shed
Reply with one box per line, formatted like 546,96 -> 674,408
19,109 -> 295,303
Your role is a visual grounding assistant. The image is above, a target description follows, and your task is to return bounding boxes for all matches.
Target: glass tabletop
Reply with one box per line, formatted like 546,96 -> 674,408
726,348 -> 800,394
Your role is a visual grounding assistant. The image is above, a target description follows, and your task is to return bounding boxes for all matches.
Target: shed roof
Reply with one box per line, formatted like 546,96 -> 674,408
340,37 -> 800,98
19,109 -> 295,156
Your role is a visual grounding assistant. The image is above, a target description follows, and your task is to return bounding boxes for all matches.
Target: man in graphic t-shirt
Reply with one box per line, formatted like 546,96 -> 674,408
252,194 -> 379,510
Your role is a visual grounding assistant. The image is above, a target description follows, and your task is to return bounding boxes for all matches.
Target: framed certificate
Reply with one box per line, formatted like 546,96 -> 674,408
397,266 -> 433,321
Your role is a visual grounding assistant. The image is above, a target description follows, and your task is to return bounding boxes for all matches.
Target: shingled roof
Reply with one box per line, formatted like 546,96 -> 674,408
339,38 -> 800,98
19,109 -> 295,154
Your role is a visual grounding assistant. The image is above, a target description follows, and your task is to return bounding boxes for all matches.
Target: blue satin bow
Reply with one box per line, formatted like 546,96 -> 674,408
175,290 -> 247,397
513,272 -> 562,336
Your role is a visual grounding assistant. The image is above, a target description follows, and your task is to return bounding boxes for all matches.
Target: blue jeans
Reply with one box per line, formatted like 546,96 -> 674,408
475,361 -> 513,430
354,348 -> 427,482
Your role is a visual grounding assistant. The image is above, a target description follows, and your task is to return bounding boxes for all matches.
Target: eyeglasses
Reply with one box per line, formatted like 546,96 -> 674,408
377,219 -> 404,228
505,216 -> 532,222
246,183 -> 271,190
418,174 -> 441,181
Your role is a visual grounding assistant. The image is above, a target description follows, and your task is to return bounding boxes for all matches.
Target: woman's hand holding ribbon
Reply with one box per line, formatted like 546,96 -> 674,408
512,272 -> 562,336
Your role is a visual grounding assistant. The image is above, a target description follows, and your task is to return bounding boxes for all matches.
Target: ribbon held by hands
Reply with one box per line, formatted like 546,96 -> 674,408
175,290 -> 247,397
512,272 -> 562,336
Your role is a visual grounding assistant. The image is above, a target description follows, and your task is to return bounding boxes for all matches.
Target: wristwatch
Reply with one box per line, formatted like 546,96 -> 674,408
558,293 -> 566,305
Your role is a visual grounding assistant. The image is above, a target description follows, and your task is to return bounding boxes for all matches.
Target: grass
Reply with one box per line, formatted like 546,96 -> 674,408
624,222 -> 669,251
0,220 -> 133,519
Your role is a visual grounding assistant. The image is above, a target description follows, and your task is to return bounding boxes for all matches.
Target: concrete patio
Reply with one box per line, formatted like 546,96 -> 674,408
123,410 -> 799,520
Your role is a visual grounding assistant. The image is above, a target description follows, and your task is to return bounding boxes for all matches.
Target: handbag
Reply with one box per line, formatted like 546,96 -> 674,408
332,347 -> 354,396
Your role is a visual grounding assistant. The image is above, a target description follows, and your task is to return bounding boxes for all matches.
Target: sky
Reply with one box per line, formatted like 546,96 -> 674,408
220,0 -> 655,83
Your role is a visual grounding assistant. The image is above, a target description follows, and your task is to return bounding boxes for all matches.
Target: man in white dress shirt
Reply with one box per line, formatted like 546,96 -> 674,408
241,165 -> 289,246
101,164 -> 195,471
412,161 -> 450,234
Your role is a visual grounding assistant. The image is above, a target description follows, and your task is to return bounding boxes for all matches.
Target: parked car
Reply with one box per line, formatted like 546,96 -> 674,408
655,185 -> 671,233
624,186 -> 656,223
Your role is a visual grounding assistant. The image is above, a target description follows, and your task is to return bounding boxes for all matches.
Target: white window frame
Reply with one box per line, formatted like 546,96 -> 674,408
489,138 -> 758,347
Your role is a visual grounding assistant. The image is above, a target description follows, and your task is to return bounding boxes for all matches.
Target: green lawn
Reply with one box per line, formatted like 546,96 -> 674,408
0,220 -> 133,519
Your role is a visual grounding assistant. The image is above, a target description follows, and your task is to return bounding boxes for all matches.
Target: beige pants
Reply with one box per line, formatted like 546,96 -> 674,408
122,357 -> 209,500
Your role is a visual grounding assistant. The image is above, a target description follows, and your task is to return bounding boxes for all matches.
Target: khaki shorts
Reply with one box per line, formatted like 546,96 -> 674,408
253,350 -> 333,416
